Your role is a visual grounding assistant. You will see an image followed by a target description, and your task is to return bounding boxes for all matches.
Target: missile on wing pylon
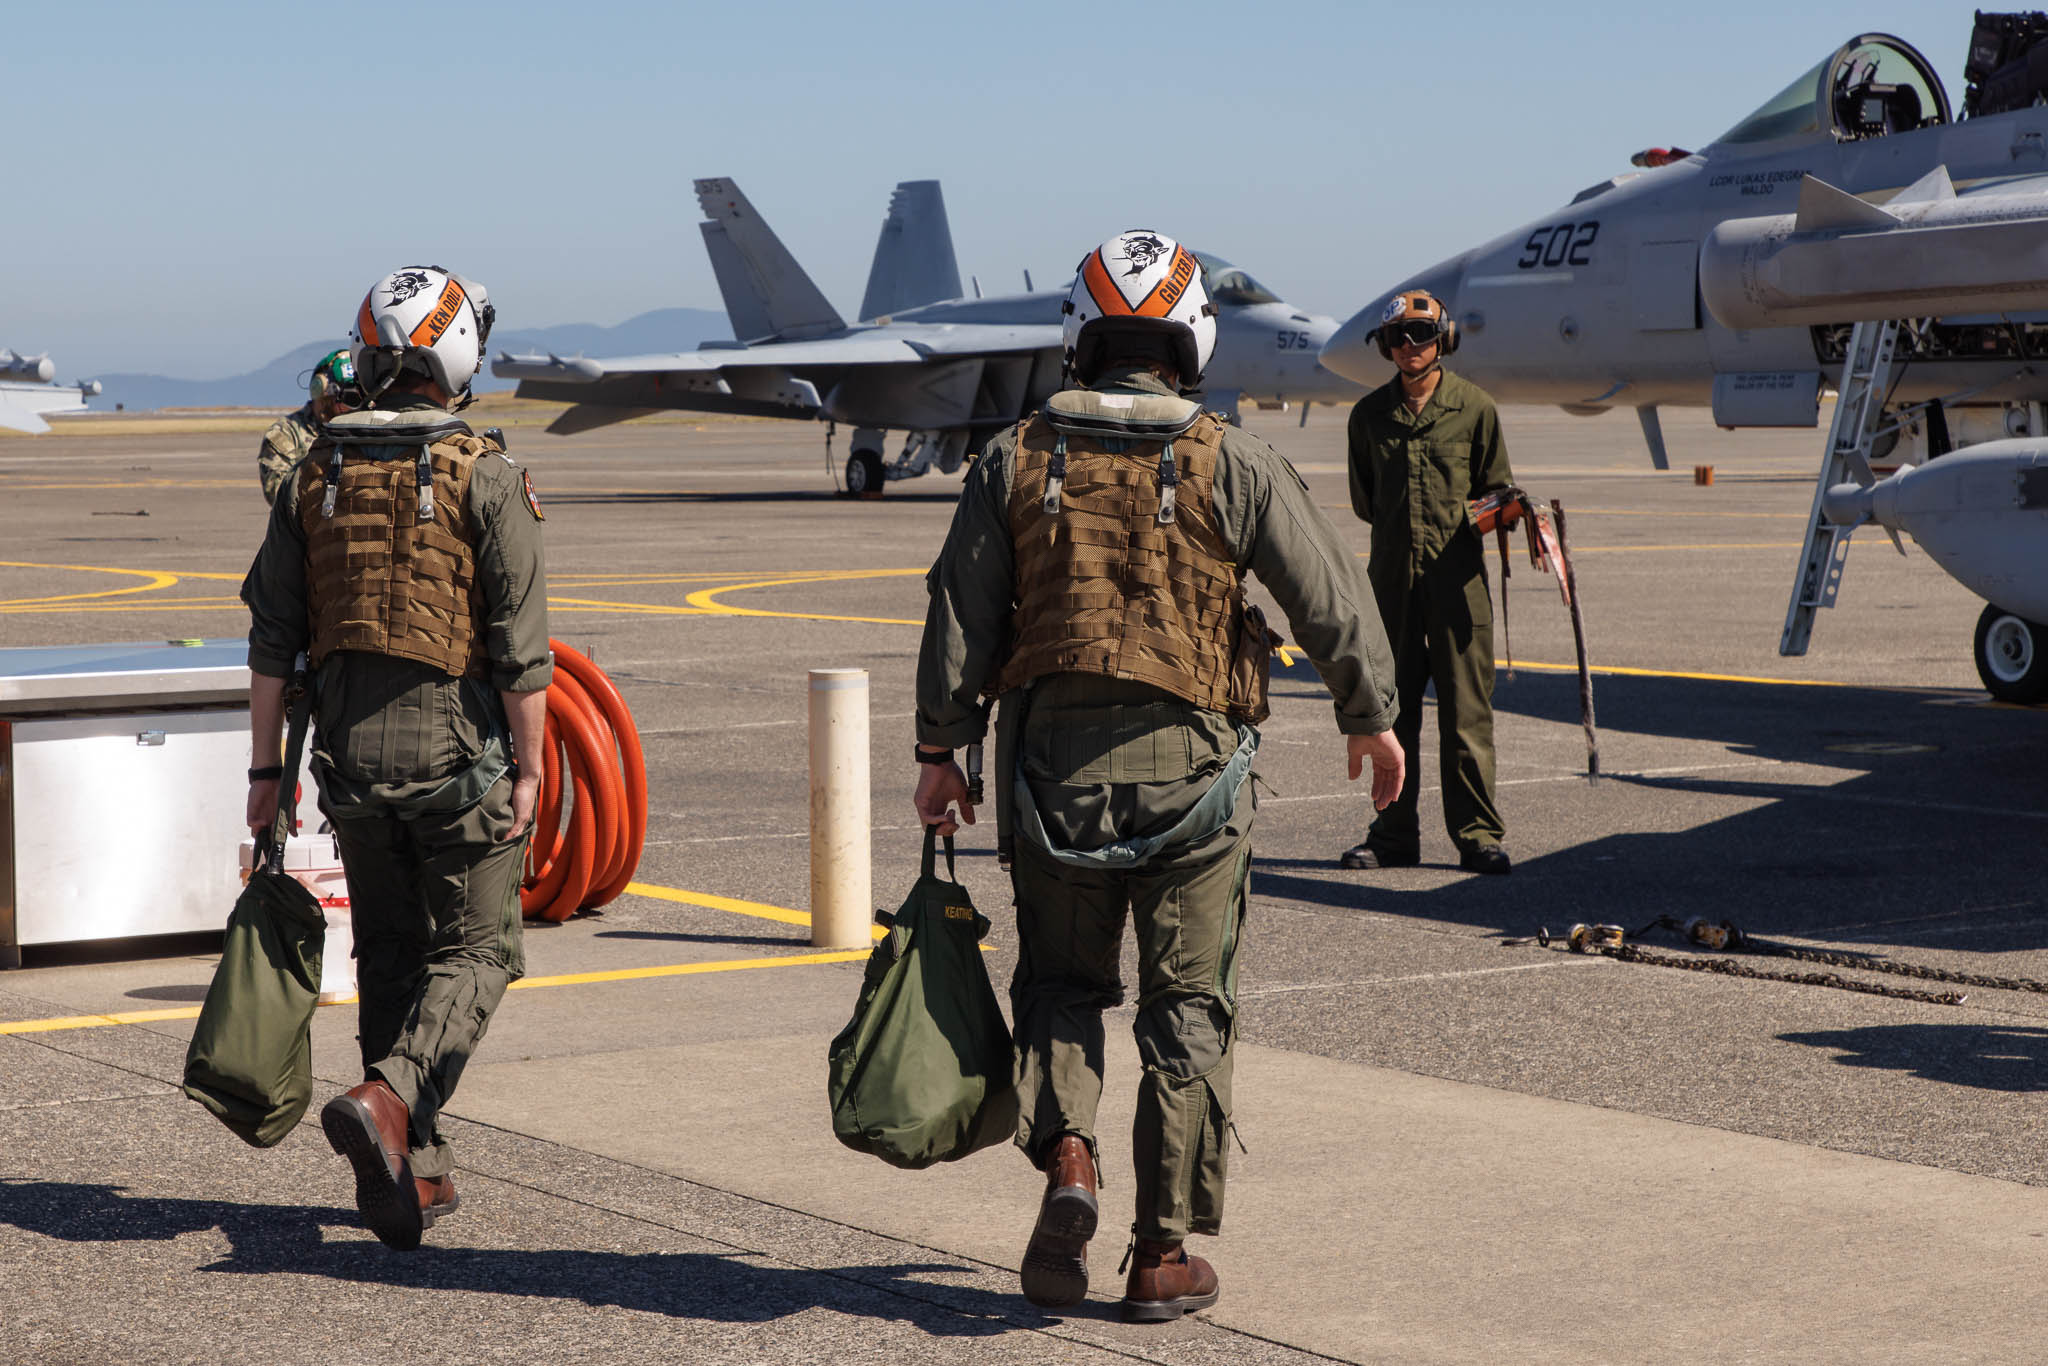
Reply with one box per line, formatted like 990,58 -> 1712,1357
1701,170 -> 2048,330
0,351 -> 55,384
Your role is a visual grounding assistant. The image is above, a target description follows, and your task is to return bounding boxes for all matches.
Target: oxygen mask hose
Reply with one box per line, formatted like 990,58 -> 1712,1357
520,640 -> 648,922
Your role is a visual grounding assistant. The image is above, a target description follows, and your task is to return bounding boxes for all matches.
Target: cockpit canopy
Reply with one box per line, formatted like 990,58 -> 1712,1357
1712,33 -> 1950,148
1194,253 -> 1282,307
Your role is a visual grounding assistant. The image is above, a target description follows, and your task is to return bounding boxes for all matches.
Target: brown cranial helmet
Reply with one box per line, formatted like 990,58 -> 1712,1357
1372,289 -> 1459,359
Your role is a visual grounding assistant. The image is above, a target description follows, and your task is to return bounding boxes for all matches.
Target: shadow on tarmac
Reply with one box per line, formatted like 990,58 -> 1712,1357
0,1179 -> 1043,1334
594,928 -> 812,949
1252,666 -> 2048,956
542,490 -> 962,507
1778,1023 -> 2048,1092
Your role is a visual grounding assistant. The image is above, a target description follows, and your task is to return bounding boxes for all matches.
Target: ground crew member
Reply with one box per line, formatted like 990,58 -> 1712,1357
257,349 -> 357,504
241,266 -> 550,1251
914,231 -> 1404,1321
1341,290 -> 1514,875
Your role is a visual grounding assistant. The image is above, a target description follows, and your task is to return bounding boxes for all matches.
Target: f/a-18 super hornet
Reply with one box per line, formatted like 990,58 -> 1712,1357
495,177 -> 1362,494
1320,16 -> 2048,702
0,350 -> 99,434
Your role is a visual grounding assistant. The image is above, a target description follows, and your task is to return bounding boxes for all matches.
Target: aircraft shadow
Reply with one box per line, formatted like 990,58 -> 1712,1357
0,1179 -> 1045,1336
1250,667 -> 2048,956
1777,1023 -> 2048,1092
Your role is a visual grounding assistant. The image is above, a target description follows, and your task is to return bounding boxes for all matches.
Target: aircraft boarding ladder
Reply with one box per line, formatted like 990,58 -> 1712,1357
1779,317 -> 1901,656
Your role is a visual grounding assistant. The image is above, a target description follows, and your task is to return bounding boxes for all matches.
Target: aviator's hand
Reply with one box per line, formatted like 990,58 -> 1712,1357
246,778 -> 282,842
503,772 -> 542,842
913,760 -> 976,838
1347,731 -> 1406,812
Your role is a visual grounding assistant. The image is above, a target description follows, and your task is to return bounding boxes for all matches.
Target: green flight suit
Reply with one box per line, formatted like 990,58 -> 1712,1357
919,369 -> 1397,1243
257,403 -> 320,506
242,395 -> 551,1180
1346,368 -> 1513,859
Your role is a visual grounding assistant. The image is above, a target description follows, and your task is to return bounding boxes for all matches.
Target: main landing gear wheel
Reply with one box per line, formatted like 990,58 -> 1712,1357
1973,604 -> 2048,704
845,450 -> 885,496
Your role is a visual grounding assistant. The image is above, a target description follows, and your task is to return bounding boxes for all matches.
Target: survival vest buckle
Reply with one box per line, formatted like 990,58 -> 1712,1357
1043,434 -> 1067,515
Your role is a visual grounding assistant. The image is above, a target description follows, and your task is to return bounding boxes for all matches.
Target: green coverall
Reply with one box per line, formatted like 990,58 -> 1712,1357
242,396 -> 552,1179
1346,368 -> 1513,860
919,369 -> 1397,1242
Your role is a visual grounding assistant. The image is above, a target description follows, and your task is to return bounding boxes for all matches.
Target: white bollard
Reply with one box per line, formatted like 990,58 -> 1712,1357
808,668 -> 871,949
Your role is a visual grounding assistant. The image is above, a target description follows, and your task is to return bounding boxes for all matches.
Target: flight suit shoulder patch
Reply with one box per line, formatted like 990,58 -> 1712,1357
521,468 -> 544,521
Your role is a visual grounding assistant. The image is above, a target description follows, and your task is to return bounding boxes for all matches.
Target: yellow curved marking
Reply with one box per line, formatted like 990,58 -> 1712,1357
0,561 -> 181,607
684,569 -> 925,625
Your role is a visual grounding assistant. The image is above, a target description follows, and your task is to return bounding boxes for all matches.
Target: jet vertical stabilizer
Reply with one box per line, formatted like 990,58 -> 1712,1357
859,180 -> 963,321
692,177 -> 845,340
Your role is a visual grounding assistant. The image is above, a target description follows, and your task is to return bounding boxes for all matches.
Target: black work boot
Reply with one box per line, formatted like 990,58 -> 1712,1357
1340,842 -> 1418,869
1121,1237 -> 1221,1322
1460,844 -> 1512,875
1020,1134 -> 1097,1308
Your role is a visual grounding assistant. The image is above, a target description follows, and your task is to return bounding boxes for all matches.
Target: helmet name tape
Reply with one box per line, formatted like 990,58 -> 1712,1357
410,279 -> 469,348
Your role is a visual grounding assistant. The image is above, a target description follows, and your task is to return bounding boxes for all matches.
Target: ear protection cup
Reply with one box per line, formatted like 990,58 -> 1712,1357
1440,318 -> 1460,356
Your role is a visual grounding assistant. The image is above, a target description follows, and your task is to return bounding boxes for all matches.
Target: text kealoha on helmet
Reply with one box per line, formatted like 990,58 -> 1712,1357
350,266 -> 495,402
1061,230 -> 1217,388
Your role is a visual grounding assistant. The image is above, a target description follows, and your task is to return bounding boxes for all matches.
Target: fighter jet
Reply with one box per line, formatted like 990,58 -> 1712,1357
496,177 -> 1361,495
0,350 -> 99,434
1319,19 -> 2048,702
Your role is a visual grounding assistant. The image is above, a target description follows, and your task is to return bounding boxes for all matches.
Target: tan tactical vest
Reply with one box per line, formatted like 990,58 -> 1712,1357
294,416 -> 495,679
997,392 -> 1241,712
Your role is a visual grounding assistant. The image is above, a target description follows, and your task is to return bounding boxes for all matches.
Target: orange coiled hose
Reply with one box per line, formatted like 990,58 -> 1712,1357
520,640 -> 648,922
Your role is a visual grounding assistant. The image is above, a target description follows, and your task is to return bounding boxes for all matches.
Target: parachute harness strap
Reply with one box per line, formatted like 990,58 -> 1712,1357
319,443 -> 346,519
1044,433 -> 1067,515
415,444 -> 436,523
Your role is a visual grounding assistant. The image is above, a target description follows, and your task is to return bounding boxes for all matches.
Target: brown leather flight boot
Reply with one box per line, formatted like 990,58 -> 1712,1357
320,1079 -> 424,1251
416,1174 -> 461,1229
1020,1134 -> 1098,1308
1121,1237 -> 1220,1322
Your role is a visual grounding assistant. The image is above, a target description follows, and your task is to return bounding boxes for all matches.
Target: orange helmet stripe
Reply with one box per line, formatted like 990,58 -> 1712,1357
408,277 -> 468,348
1082,250 -> 1132,317
355,294 -> 377,346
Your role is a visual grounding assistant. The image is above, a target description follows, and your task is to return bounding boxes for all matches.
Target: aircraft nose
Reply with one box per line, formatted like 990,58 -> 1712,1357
1321,258 -> 1469,386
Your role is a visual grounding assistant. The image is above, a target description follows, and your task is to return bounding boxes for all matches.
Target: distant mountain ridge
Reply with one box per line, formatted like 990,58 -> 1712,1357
92,308 -> 732,411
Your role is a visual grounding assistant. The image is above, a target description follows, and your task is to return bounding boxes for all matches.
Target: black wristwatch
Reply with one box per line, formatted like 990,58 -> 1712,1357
913,745 -> 955,765
248,765 -> 284,781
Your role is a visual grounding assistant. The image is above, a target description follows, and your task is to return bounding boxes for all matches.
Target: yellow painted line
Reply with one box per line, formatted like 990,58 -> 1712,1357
1566,542 -> 1803,554
1495,658 -> 1956,692
0,1005 -> 203,1035
0,561 -> 180,607
683,569 -> 925,625
0,480 -> 248,491
1565,507 -> 1810,521
511,948 -> 871,990
624,879 -> 889,941
0,599 -> 244,616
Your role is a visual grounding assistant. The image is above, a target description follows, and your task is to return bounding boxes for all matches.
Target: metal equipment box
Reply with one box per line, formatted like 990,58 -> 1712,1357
0,641 -> 312,967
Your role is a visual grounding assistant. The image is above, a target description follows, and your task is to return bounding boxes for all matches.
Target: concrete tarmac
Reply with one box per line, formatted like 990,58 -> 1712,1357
0,403 -> 2043,1364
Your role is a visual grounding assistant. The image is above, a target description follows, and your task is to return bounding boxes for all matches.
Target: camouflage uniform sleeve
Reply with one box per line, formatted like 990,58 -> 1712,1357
1215,428 -> 1398,736
915,430 -> 1017,748
241,465 -> 312,677
470,455 -> 554,693
256,418 -> 301,506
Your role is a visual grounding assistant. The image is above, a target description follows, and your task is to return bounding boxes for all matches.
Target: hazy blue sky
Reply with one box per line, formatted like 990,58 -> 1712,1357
5,1 -> 1963,379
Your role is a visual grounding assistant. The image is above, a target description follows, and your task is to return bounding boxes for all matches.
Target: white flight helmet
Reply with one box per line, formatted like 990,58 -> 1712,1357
350,266 -> 495,403
1061,230 -> 1216,388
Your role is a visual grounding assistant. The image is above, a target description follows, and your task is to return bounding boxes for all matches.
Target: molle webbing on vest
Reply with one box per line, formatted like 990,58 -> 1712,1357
297,433 -> 492,679
999,410 -> 1239,711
